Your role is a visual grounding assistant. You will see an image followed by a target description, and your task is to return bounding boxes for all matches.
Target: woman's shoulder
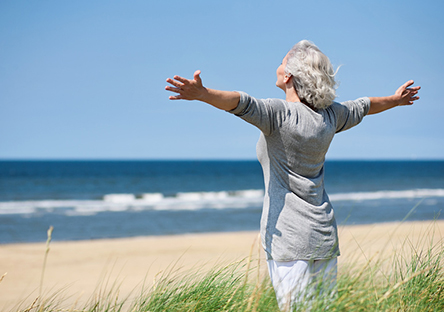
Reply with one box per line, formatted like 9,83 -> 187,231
242,92 -> 291,111
326,98 -> 371,115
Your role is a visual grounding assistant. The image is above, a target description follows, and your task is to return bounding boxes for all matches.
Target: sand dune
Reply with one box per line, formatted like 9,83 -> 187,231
1,220 -> 443,310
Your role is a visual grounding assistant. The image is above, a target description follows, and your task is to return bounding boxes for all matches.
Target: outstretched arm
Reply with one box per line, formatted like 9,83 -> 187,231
165,70 -> 240,111
367,80 -> 421,115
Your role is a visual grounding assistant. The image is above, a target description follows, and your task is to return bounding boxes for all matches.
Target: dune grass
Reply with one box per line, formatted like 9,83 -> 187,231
12,223 -> 444,312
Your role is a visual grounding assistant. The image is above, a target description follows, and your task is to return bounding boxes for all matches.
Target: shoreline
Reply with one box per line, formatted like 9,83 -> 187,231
1,220 -> 443,310
2,215 -> 443,246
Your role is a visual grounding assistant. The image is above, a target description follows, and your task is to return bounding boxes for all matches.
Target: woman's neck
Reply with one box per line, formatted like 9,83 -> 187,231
285,87 -> 301,103
285,88 -> 316,110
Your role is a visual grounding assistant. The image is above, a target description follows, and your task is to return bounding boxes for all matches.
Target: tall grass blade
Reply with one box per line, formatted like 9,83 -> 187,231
38,226 -> 53,306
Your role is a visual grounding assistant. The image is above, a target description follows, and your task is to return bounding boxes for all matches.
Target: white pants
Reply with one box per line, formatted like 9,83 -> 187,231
267,258 -> 337,311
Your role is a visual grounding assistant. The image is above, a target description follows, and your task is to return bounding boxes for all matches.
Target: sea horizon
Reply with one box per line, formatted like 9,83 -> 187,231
1,157 -> 443,161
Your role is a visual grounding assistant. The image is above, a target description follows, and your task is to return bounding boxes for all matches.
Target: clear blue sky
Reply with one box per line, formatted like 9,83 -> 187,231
1,0 -> 443,160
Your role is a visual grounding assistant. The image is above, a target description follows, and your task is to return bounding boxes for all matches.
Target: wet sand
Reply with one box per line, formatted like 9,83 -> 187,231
1,220 -> 443,310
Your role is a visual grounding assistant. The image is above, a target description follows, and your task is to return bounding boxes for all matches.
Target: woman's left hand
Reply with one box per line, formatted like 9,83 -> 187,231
165,70 -> 206,101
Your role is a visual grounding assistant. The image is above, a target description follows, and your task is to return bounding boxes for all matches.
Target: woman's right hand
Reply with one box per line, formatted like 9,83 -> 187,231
368,80 -> 421,115
393,80 -> 421,106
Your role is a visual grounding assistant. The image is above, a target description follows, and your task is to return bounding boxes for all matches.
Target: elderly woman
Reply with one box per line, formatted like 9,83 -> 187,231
165,40 -> 420,311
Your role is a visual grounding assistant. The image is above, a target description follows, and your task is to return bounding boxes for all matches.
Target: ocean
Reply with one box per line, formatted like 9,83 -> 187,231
0,160 -> 443,244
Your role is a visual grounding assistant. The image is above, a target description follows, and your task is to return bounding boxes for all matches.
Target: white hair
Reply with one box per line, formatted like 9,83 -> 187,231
285,40 -> 338,109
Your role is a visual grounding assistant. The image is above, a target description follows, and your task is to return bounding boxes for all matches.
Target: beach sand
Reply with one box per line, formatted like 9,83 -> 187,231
1,220 -> 443,310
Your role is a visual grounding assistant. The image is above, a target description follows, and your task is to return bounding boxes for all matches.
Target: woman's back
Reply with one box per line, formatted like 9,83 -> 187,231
230,92 -> 370,261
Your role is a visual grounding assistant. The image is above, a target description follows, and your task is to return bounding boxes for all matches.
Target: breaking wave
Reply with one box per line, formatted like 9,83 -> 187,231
1,188 -> 443,216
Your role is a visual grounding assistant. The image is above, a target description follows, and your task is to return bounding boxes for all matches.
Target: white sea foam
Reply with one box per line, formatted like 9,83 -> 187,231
235,189 -> 265,198
140,193 -> 164,202
0,188 -> 443,216
329,189 -> 444,201
176,191 -> 230,201
103,193 -> 136,203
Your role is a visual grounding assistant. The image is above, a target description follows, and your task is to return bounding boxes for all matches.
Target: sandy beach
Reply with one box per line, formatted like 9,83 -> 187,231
1,220 -> 443,311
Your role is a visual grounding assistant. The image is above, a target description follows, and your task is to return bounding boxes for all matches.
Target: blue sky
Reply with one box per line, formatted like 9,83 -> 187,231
1,0 -> 443,160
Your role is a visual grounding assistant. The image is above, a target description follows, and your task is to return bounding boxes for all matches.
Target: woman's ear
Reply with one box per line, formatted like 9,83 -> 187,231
283,74 -> 292,84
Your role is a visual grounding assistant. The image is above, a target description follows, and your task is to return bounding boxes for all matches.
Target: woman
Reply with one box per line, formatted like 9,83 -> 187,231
165,40 -> 420,311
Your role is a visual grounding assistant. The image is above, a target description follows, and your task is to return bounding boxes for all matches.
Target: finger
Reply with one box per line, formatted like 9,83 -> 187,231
401,80 -> 415,89
408,96 -> 420,104
166,78 -> 184,88
194,70 -> 202,84
174,75 -> 191,84
408,86 -> 421,91
165,86 -> 182,94
168,94 -> 184,100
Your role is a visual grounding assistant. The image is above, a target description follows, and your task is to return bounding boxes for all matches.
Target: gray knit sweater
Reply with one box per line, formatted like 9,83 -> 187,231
229,92 -> 371,261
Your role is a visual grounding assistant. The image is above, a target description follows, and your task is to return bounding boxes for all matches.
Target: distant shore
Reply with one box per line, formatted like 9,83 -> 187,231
1,220 -> 443,310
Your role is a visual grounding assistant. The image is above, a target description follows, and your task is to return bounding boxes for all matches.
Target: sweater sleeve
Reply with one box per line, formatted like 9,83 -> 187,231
333,97 -> 371,133
228,92 -> 287,136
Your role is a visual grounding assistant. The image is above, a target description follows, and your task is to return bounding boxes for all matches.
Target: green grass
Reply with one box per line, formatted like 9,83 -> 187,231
11,225 -> 444,312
